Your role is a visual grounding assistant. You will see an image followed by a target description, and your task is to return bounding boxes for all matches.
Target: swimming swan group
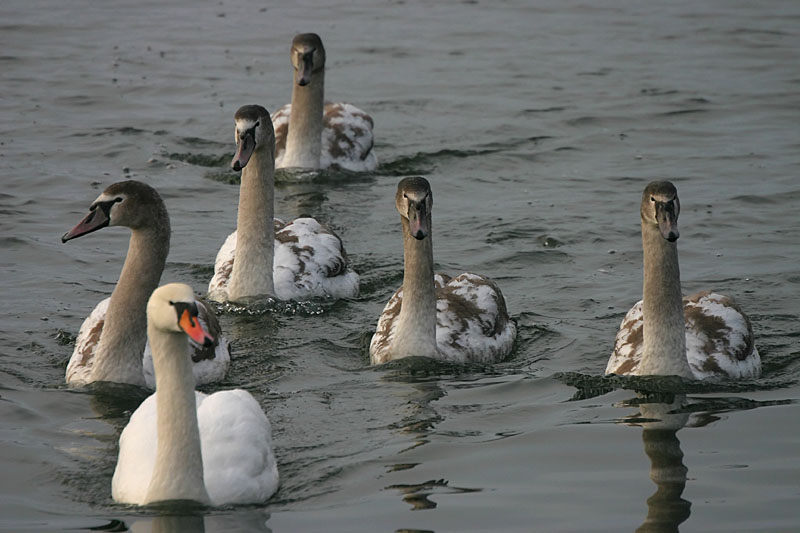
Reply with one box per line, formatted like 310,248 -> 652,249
60,33 -> 760,508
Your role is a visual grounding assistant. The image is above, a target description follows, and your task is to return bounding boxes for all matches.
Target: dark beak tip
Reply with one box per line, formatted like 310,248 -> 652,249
232,162 -> 241,172
667,232 -> 679,242
298,78 -> 309,87
203,338 -> 214,348
61,234 -> 69,243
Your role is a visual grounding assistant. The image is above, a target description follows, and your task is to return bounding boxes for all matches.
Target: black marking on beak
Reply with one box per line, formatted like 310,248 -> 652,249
408,196 -> 429,240
61,199 -> 118,242
232,125 -> 257,171
655,200 -> 679,242
171,300 -> 199,325
297,49 -> 315,86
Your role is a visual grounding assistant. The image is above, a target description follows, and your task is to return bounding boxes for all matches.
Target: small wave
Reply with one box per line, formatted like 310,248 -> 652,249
640,88 -> 679,97
523,106 -> 567,114
658,108 -> 708,116
378,137 -> 552,176
369,355 -> 502,381
166,151 -> 232,168
204,168 -> 240,184
555,370 -> 794,398
276,167 -> 375,185
210,297 -> 332,317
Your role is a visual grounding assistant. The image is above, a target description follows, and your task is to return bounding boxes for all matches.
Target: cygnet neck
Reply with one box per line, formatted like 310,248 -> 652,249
640,220 -> 692,378
91,223 -> 170,386
283,71 -> 325,168
391,216 -> 438,358
228,145 -> 276,300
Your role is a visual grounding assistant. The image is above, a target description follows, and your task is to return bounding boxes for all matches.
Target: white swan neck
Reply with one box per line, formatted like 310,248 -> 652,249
91,226 -> 169,386
640,222 -> 692,377
228,147 -> 276,300
283,72 -> 325,169
144,326 -> 210,505
391,217 -> 438,357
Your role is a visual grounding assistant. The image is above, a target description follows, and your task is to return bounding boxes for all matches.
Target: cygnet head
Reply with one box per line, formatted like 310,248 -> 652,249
62,180 -> 166,242
147,283 -> 214,347
290,33 -> 325,87
641,181 -> 680,242
396,177 -> 433,241
231,104 -> 274,171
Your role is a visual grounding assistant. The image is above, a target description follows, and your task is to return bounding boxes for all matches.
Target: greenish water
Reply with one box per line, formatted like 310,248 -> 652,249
1,0 -> 798,531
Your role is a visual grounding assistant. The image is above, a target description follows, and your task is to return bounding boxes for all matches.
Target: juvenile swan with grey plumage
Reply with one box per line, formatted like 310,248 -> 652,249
112,283 -> 278,506
62,180 -> 229,388
606,181 -> 760,379
370,177 -> 516,364
208,104 -> 359,301
271,33 -> 377,171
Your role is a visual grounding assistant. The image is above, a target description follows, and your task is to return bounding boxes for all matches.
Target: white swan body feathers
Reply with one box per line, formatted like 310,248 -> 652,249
606,181 -> 760,379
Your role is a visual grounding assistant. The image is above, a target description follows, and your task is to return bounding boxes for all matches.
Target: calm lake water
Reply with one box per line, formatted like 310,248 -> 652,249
1,0 -> 799,531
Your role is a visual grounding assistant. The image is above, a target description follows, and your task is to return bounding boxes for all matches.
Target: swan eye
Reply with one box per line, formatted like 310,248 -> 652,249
255,121 -> 260,127
650,196 -> 655,202
114,197 -> 123,203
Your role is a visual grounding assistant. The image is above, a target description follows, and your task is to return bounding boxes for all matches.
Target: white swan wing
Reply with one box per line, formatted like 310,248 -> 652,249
112,391 -> 163,505
369,287 -> 404,364
369,275 -> 449,363
271,104 -> 292,169
66,297 -> 110,385
435,273 -> 516,363
607,300 -> 645,375
274,217 -> 359,300
320,102 -> 377,172
197,389 -> 279,505
142,299 -> 231,388
608,292 -> 761,379
370,273 -> 516,364
208,220 -> 358,302
207,231 -> 237,301
684,291 -> 761,379
112,390 -> 277,506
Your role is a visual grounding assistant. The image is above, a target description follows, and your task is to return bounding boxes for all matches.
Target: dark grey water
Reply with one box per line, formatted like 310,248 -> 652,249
1,0 -> 799,531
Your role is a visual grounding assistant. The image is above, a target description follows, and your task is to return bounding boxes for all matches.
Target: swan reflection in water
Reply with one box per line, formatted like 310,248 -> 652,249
380,368 -> 483,511
124,505 -> 272,532
618,393 -> 693,533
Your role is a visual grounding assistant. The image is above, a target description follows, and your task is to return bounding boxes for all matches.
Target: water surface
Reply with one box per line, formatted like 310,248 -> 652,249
1,0 -> 799,531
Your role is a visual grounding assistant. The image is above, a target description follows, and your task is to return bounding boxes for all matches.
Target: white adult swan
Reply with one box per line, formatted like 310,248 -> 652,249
208,104 -> 360,302
606,181 -> 760,379
370,177 -> 516,364
62,180 -> 229,388
271,33 -> 377,171
112,283 -> 278,506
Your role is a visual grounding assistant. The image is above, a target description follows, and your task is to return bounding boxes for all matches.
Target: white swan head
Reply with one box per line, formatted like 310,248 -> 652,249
147,283 -> 214,347
62,180 -> 166,242
232,104 -> 274,171
396,177 -> 433,241
291,33 -> 325,87
642,180 -> 680,242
